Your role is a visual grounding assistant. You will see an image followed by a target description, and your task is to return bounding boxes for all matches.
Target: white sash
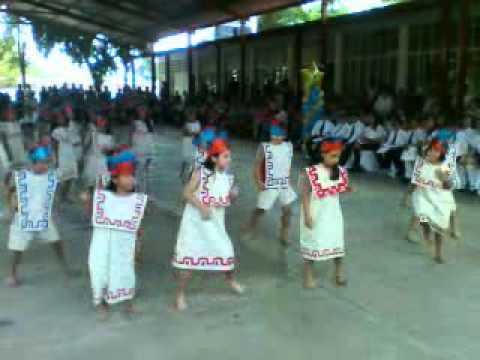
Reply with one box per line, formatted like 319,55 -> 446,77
92,190 -> 147,233
263,142 -> 292,189
16,170 -> 57,232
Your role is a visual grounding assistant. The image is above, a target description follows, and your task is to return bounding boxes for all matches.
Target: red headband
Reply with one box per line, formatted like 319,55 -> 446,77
208,139 -> 229,157
96,117 -> 108,128
110,162 -> 136,176
321,142 -> 343,153
431,140 -> 446,154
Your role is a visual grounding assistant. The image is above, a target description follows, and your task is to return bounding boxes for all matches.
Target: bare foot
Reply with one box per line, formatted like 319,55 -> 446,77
124,302 -> 141,315
6,276 -> 21,288
434,256 -> 445,264
335,277 -> 348,287
96,304 -> 109,321
173,294 -> 187,311
279,229 -> 291,247
226,280 -> 245,295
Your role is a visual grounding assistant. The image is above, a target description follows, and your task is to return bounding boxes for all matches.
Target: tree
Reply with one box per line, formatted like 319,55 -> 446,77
28,19 -> 121,90
0,25 -> 21,86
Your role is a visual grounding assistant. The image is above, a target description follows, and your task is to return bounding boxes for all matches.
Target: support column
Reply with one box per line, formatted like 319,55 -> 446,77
187,32 -> 194,98
151,55 -> 157,95
131,59 -> 136,88
320,0 -> 328,66
216,44 -> 222,95
240,19 -> 247,102
456,0 -> 471,114
165,54 -> 171,100
396,25 -> 409,92
334,32 -> 343,95
294,30 -> 303,101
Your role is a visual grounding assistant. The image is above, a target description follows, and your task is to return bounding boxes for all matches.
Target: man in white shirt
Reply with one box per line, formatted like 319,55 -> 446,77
339,116 -> 366,167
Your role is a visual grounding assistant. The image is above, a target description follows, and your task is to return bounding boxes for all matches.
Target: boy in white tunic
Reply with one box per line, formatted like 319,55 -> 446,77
245,122 -> 297,245
87,147 -> 147,318
411,139 -> 456,263
172,138 -> 244,311
5,143 -> 69,287
300,138 -> 351,289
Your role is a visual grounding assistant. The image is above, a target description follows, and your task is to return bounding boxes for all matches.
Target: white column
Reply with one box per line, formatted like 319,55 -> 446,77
396,24 -> 409,91
334,32 -> 343,95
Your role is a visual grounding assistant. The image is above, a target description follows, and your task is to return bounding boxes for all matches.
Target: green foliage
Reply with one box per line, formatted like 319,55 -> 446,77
28,18 -> 132,89
0,25 -> 21,86
258,5 -> 322,31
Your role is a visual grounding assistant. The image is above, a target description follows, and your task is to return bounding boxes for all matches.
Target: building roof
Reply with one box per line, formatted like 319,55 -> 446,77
6,0 -> 309,47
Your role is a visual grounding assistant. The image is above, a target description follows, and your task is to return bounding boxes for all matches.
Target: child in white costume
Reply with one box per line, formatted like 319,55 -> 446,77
87,147 -> 147,318
300,138 -> 351,289
172,138 -> 244,311
0,106 -> 27,166
411,139 -> 456,263
51,110 -> 79,201
5,143 -> 70,287
130,106 -> 155,193
246,121 -> 297,245
82,116 -> 114,190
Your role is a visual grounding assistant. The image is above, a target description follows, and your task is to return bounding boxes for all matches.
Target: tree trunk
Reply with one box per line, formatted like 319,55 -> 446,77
456,0 -> 471,115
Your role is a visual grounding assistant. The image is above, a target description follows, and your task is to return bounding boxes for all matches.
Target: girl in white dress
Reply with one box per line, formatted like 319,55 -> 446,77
411,139 -> 456,263
172,138 -> 244,311
0,106 -> 27,166
300,138 -> 351,289
51,111 -> 79,202
82,116 -> 114,191
87,147 -> 147,318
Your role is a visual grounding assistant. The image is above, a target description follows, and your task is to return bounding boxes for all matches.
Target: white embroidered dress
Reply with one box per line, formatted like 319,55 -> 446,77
51,126 -> 79,181
300,165 -> 349,261
411,158 -> 456,233
0,122 -> 27,165
173,167 -> 235,271
88,190 -> 147,305
83,130 -> 113,186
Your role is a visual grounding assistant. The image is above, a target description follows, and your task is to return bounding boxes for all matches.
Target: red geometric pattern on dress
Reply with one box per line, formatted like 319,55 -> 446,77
306,166 -> 349,199
199,168 -> 232,207
301,247 -> 344,259
94,190 -> 146,231
172,255 -> 235,267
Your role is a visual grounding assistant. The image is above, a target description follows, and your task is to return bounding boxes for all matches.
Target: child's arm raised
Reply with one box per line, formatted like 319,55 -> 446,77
183,170 -> 210,220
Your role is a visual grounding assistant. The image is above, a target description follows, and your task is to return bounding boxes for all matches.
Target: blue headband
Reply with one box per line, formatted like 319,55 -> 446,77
107,150 -> 136,169
271,125 -> 286,138
199,128 -> 217,147
30,146 -> 51,162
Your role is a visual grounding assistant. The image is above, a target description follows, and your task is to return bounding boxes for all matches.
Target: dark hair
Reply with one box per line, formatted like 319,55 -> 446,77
308,142 -> 340,181
105,177 -> 135,193
424,141 -> 446,162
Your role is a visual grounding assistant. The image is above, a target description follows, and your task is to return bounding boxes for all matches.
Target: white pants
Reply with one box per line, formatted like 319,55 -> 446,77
256,187 -> 297,211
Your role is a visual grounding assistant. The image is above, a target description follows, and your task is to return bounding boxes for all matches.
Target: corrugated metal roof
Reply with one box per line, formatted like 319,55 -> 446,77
6,0 -> 309,47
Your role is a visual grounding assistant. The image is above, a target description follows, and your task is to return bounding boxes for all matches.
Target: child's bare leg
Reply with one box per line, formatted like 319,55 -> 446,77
303,260 -> 315,289
434,233 -> 445,264
51,241 -> 70,275
174,270 -> 192,311
246,208 -> 265,233
420,223 -> 436,258
450,211 -> 461,239
406,216 -> 419,242
280,206 -> 291,246
95,302 -> 109,321
334,257 -> 347,287
224,271 -> 245,294
8,251 -> 23,287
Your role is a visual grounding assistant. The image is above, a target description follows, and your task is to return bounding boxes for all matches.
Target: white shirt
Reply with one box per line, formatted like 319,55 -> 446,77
333,122 -> 353,140
347,121 -> 366,144
311,119 -> 335,138
360,125 -> 386,144
383,128 -> 410,148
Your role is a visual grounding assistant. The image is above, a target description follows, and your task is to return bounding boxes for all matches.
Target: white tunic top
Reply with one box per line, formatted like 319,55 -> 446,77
262,142 -> 293,190
51,126 -> 79,181
83,130 -> 113,186
411,158 -> 456,233
132,120 -> 155,160
15,169 -> 57,231
300,165 -> 349,261
173,167 -> 235,271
